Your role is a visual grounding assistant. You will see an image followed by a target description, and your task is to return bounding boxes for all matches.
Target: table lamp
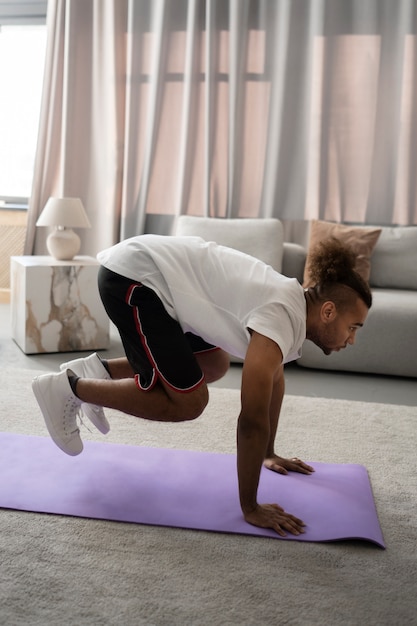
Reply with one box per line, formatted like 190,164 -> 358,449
36,197 -> 91,260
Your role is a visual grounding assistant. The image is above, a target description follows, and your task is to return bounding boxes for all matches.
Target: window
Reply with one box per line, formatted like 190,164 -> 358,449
0,24 -> 47,205
129,26 -> 270,218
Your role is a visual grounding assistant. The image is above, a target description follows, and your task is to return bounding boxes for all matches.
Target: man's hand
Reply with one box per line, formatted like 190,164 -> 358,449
264,454 -> 314,475
244,503 -> 306,537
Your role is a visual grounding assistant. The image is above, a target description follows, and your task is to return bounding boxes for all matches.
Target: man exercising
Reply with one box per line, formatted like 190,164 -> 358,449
32,234 -> 371,536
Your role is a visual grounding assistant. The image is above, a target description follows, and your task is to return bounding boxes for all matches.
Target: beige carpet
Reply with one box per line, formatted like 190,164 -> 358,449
0,367 -> 416,625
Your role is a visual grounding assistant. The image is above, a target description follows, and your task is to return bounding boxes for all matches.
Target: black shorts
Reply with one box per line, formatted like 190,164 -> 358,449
98,266 -> 218,392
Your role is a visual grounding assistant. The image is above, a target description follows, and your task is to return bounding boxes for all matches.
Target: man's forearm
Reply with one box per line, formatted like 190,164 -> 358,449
265,365 -> 285,457
237,331 -> 284,514
236,413 -> 270,513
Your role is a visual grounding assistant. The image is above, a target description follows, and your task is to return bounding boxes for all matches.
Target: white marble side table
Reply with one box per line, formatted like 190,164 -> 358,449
11,256 -> 110,354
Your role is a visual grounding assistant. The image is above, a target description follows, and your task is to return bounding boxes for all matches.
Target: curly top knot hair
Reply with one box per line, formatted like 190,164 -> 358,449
308,238 -> 372,309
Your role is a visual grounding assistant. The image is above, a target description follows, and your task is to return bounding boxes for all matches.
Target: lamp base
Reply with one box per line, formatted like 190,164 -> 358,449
46,228 -> 81,260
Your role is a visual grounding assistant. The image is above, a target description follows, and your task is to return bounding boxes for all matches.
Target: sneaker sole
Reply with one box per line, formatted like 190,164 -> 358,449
32,377 -> 83,456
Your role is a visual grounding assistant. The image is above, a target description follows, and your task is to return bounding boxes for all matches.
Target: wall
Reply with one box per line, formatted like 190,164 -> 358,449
0,209 -> 27,302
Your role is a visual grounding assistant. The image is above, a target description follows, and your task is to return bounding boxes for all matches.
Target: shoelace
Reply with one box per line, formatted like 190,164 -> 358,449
77,409 -> 96,434
63,397 -> 91,435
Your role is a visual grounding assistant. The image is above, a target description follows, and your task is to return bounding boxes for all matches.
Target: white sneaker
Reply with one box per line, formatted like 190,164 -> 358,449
32,369 -> 83,456
60,353 -> 111,435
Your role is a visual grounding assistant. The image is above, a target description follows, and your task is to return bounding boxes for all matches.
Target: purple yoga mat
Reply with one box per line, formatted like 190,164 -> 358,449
0,433 -> 384,547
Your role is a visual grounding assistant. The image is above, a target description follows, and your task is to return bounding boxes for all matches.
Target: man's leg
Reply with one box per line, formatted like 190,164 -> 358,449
74,375 -> 208,423
100,347 -> 230,384
32,268 -> 216,454
32,364 -> 209,456
65,346 -> 229,421
56,346 -> 228,439
194,348 -> 230,383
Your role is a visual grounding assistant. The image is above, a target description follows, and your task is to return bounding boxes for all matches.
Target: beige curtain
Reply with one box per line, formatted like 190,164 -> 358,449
25,0 -> 417,257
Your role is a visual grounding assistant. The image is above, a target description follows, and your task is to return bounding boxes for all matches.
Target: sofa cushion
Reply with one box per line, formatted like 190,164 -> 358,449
369,226 -> 417,290
303,220 -> 382,286
174,216 -> 284,272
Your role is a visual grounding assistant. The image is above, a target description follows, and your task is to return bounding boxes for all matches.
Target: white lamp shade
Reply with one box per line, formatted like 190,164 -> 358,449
36,197 -> 91,228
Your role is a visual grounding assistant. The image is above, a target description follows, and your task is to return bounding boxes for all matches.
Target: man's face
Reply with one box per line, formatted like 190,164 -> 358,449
313,298 -> 369,356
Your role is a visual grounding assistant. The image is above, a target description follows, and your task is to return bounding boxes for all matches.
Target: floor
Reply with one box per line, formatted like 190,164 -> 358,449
3,302 -> 416,407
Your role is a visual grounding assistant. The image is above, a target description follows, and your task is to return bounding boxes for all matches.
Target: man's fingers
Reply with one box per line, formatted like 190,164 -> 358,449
270,505 -> 306,535
273,517 -> 305,537
273,524 -> 287,537
265,456 -> 315,475
244,504 -> 306,536
264,459 -> 288,475
291,458 -> 315,473
292,463 -> 314,475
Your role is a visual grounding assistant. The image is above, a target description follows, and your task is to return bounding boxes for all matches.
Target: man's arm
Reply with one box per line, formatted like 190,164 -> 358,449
265,362 -> 285,458
237,331 -> 305,536
263,363 -> 314,475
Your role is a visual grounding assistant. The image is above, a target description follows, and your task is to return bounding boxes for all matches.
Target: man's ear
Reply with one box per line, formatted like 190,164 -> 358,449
320,301 -> 337,323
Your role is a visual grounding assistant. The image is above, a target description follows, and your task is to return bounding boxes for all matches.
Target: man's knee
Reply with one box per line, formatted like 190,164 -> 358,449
170,384 -> 209,422
196,349 -> 230,384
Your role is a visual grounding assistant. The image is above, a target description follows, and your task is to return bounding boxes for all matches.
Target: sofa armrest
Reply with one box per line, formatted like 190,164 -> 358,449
282,242 -> 306,282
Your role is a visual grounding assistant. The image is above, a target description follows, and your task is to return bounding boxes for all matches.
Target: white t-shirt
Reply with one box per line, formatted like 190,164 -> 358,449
97,234 -> 306,363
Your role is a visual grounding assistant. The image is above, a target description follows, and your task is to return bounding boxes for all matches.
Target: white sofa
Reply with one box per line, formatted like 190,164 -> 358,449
174,216 -> 417,379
